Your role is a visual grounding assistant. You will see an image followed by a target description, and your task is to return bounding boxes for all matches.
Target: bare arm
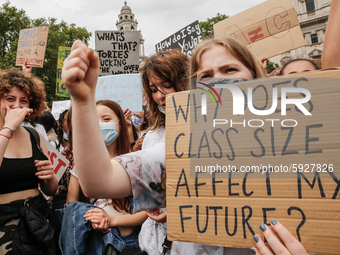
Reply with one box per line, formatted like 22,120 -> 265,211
124,108 -> 135,145
84,208 -> 148,228
109,211 -> 148,228
66,174 -> 81,203
62,40 -> 132,199
0,107 -> 33,166
322,0 -> 340,69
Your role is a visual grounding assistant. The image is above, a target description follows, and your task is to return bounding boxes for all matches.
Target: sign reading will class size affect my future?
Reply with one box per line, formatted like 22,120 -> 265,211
166,69 -> 340,255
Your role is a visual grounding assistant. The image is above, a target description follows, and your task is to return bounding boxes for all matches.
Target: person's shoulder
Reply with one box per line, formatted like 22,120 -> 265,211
143,127 -> 165,149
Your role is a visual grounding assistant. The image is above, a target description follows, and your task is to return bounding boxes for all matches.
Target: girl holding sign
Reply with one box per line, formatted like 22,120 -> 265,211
61,40 -> 308,255
0,68 -> 58,254
190,37 -> 309,255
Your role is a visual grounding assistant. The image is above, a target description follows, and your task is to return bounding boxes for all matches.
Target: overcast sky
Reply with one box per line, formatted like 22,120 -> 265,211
5,0 -> 266,56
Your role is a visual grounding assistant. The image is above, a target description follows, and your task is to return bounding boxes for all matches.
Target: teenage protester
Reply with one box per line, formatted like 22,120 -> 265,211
0,68 -> 58,254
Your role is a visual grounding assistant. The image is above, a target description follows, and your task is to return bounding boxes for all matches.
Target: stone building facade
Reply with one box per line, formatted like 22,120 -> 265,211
268,0 -> 331,67
116,1 -> 147,64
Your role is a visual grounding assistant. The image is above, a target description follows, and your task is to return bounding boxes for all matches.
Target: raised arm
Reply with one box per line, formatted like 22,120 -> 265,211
62,40 -> 131,198
322,0 -> 340,69
0,107 -> 33,166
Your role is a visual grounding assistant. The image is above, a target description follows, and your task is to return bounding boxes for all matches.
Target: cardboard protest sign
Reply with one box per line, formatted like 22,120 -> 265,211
56,46 -> 71,97
213,0 -> 305,60
166,70 -> 340,254
25,123 -> 68,181
95,73 -> 143,112
155,20 -> 203,57
45,140 -> 68,181
16,27 -> 49,68
51,100 -> 71,120
95,31 -> 140,76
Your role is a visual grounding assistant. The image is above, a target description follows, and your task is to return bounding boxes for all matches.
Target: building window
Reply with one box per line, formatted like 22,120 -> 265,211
130,16 -> 133,19
120,16 -> 122,20
131,26 -> 134,31
311,33 -> 318,44
125,15 -> 128,19
306,0 -> 315,12
312,55 -> 321,59
120,26 -> 123,31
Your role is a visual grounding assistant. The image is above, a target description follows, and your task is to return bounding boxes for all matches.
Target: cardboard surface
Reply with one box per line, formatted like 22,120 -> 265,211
16,27 -> 49,68
95,31 -> 140,76
155,20 -> 203,57
56,46 -> 71,97
166,70 -> 340,254
25,123 -> 68,181
213,0 -> 305,60
45,140 -> 68,181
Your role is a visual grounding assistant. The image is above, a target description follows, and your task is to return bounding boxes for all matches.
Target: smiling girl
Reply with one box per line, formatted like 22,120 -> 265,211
0,68 -> 58,254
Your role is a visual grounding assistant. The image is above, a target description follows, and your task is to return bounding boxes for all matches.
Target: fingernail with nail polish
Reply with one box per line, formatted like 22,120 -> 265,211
260,224 -> 266,231
251,248 -> 256,254
253,236 -> 259,243
271,220 -> 277,225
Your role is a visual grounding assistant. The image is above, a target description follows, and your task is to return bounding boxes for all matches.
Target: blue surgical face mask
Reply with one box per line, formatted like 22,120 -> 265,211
99,121 -> 119,146
158,105 -> 166,115
131,115 -> 143,127
63,131 -> 68,141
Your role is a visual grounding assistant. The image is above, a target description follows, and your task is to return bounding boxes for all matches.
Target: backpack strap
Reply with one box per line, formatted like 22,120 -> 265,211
23,126 -> 43,153
161,236 -> 172,255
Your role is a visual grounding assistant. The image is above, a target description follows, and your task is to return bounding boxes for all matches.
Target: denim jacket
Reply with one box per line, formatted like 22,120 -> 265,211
59,201 -> 139,255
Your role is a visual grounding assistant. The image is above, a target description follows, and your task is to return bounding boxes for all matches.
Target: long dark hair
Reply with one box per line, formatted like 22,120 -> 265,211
96,100 -> 131,211
56,109 -> 69,151
35,111 -> 58,134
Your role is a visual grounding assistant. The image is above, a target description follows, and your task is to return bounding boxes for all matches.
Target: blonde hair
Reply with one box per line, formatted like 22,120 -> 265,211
191,37 -> 266,79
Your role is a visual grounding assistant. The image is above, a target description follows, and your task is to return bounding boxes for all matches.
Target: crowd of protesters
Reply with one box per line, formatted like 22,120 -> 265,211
1,1 -> 340,254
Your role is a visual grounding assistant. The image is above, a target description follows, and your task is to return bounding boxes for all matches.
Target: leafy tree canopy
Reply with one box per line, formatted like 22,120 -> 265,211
199,13 -> 228,39
267,59 -> 280,74
0,1 -> 92,106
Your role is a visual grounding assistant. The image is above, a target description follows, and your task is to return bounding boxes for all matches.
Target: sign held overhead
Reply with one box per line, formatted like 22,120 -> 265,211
213,0 -> 305,60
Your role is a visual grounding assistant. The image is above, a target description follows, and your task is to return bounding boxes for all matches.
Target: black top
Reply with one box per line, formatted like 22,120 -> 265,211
0,129 -> 48,195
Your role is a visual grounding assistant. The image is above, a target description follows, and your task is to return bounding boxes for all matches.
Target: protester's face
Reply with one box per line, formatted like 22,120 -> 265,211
281,60 -> 317,75
97,104 -> 120,133
149,71 -> 176,110
133,111 -> 144,120
197,45 -> 253,82
61,113 -> 69,134
0,86 -> 29,117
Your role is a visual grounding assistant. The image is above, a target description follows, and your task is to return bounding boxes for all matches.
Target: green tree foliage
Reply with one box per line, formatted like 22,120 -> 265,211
0,2 -> 30,67
199,13 -> 228,39
0,1 -> 92,106
267,59 -> 280,74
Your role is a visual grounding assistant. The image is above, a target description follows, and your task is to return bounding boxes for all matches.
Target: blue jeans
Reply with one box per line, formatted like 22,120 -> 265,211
59,201 -> 138,255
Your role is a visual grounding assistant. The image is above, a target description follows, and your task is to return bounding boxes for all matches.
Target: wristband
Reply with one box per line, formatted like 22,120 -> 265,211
0,134 -> 11,140
0,127 -> 14,139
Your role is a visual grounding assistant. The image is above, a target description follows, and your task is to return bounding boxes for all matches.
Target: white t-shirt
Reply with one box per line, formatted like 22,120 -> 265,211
142,126 -> 165,149
138,127 -> 169,255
